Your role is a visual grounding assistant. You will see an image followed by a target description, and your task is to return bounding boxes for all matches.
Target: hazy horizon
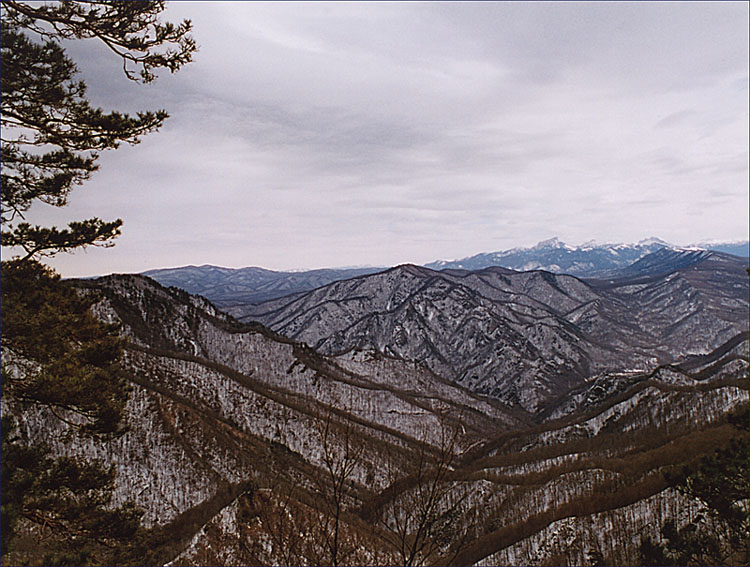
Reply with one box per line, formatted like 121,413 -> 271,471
83,235 -> 749,277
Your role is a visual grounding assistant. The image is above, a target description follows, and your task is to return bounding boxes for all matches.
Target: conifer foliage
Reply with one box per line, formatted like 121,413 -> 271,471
1,0 -> 195,257
0,416 -> 143,565
1,259 -> 127,436
0,1 -> 196,563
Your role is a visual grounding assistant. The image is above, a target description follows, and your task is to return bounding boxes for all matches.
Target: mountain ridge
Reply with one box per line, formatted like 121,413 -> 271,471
6,265 -> 747,566
140,238 -> 748,309
426,237 -> 672,275
229,250 -> 748,413
142,264 -> 386,305
426,237 -> 749,275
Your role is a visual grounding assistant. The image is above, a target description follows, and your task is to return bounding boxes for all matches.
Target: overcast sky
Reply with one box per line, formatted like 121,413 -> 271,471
18,1 -> 750,276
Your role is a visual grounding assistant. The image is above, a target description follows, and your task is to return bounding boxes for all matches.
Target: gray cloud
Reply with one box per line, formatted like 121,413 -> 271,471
16,1 -> 749,276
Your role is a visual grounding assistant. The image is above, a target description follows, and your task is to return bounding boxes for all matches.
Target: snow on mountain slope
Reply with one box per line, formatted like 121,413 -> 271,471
233,252 -> 748,413
5,272 -> 747,566
424,237 -> 672,276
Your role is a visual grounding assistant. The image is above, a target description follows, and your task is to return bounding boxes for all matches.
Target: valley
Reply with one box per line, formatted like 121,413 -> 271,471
3,245 -> 748,566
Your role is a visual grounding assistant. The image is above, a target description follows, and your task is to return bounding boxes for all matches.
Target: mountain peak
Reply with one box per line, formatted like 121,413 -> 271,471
391,263 -> 434,277
424,238 -> 683,277
532,237 -> 564,250
637,236 -> 671,247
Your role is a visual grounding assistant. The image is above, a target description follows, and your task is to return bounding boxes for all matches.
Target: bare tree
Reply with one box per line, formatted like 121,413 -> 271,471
242,401 -> 471,566
312,408 -> 366,566
377,416 -> 469,566
252,480 -> 311,566
240,395 -> 373,566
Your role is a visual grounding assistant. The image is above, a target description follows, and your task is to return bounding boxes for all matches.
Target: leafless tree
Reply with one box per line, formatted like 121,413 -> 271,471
377,416 -> 469,566
312,408 -> 366,566
252,480 -> 311,566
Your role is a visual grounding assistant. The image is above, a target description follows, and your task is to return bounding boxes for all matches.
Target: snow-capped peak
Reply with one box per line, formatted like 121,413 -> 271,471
637,237 -> 671,247
533,237 -> 564,250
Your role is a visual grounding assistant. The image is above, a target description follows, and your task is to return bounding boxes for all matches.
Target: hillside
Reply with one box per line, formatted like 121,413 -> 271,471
142,265 -> 385,306
4,271 -> 747,565
229,251 -> 748,413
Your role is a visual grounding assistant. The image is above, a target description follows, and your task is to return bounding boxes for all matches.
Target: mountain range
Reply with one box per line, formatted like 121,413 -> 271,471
5,237 -> 748,565
690,240 -> 750,258
5,252 -> 746,565
227,249 -> 748,413
142,238 -> 749,308
142,265 -> 384,305
424,237 -> 673,275
425,237 -> 749,274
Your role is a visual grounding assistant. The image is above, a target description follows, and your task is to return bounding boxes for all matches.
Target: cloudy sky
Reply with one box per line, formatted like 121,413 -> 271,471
20,1 -> 750,277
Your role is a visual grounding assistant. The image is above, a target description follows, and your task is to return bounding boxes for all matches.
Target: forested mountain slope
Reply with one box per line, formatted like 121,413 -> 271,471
142,265 -> 384,305
4,273 -> 747,566
229,251 -> 748,413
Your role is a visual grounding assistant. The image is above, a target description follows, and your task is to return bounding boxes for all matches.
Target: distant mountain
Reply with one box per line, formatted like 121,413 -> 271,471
232,250 -> 749,413
142,264 -> 385,306
595,248 -> 714,281
141,238 -> 747,307
698,241 -> 750,258
424,237 -> 674,276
